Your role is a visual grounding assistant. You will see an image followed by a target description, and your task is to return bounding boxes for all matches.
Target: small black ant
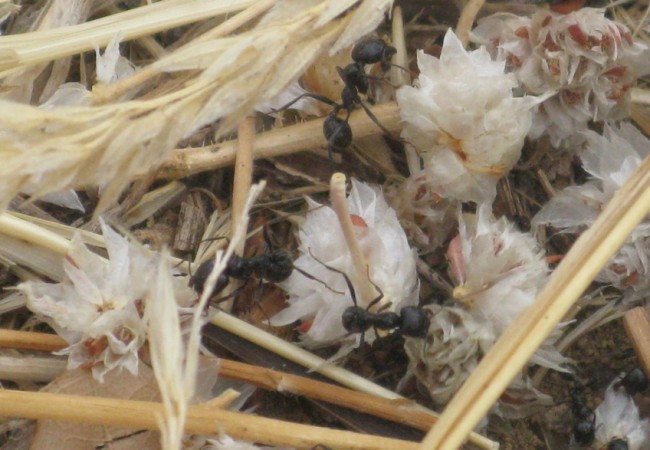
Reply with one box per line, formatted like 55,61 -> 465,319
607,438 -> 629,450
307,249 -> 430,344
569,388 -> 596,446
618,367 -> 649,395
275,38 -> 398,158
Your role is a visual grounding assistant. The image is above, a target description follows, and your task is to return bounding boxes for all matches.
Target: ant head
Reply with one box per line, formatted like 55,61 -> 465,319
620,367 -> 648,395
399,306 -> 431,338
351,38 -> 396,67
323,114 -> 352,150
342,306 -> 370,334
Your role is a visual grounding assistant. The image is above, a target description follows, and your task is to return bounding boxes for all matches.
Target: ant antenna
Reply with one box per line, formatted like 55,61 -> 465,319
307,248 -> 358,306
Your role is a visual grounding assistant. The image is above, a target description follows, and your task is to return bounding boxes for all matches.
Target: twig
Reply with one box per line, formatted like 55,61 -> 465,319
153,102 -> 402,179
419,152 -> 650,449
0,355 -> 65,382
0,214 -> 70,256
390,6 -> 410,87
0,329 -> 67,352
329,173 -> 377,305
623,307 -> 650,376
456,0 -> 485,47
218,359 -> 437,432
0,389 -> 419,450
231,116 -> 255,256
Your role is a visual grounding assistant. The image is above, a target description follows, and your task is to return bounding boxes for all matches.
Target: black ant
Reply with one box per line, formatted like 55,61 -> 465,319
569,388 -> 596,446
189,232 -> 334,302
618,367 -> 649,395
275,38 -> 398,158
307,249 -> 430,345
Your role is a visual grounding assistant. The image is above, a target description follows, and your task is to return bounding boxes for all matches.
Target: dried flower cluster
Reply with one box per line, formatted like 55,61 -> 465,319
396,29 -> 541,204
404,205 -> 568,407
273,179 -> 418,354
473,8 -> 650,148
533,123 -> 650,290
20,220 -> 195,382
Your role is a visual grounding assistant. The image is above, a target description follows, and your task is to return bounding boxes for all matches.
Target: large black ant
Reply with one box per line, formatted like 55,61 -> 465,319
307,249 -> 430,345
275,38 -> 398,158
189,232 -> 334,302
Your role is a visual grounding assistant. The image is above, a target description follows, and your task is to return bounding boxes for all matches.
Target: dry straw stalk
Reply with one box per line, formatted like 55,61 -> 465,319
623,307 -> 650,377
154,102 -> 402,179
419,151 -> 650,449
0,389 -> 418,450
0,0 -> 259,76
0,329 -> 439,434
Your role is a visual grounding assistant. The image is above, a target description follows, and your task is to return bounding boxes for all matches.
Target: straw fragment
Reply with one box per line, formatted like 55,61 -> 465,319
456,0 -> 485,47
154,102 -> 401,179
0,389 -> 419,450
623,307 -> 650,377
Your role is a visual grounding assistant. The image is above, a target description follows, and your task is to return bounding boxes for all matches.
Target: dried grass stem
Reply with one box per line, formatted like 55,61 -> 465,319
0,389 -> 419,450
154,102 -> 401,179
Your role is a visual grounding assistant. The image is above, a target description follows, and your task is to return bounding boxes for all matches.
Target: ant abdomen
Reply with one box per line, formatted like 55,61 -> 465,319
323,115 -> 353,150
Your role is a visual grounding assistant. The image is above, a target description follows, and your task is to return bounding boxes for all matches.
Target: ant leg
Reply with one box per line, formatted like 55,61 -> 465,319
358,100 -> 398,140
292,265 -> 344,295
250,277 -> 273,325
95,430 -> 148,449
272,92 -> 339,113
262,225 -> 275,253
365,265 -> 384,311
307,248 -> 359,307
211,278 -> 250,307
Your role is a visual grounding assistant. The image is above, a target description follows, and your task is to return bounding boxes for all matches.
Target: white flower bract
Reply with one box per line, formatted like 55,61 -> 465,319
272,179 -> 419,353
405,204 -> 568,407
20,219 -> 195,382
474,9 -> 650,148
594,382 -> 650,450
396,29 -> 539,204
533,123 -> 650,289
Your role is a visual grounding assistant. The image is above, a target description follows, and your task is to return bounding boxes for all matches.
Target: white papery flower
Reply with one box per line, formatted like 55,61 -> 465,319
474,9 -> 650,148
593,383 -> 650,450
405,204 -> 568,408
533,123 -> 650,289
20,220 -> 195,382
273,179 -> 419,354
396,29 -> 540,204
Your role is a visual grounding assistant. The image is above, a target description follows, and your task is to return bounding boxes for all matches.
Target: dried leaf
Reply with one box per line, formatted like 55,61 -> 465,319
30,366 -> 161,450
